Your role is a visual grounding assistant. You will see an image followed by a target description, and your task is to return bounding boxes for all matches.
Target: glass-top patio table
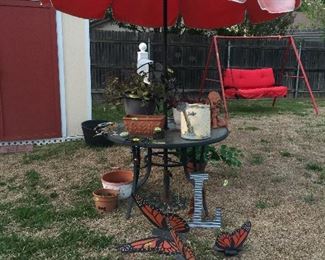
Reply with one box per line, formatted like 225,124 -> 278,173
105,123 -> 229,219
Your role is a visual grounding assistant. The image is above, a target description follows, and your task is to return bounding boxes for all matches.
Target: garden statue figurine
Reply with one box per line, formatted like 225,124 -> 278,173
207,91 -> 227,128
137,42 -> 153,84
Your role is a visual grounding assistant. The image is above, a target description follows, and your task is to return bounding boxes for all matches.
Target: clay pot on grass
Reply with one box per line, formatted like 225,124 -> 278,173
101,170 -> 133,199
93,188 -> 118,213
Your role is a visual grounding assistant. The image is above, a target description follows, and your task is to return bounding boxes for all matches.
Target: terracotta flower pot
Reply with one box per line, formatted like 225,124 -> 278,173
93,188 -> 118,213
101,170 -> 133,199
123,114 -> 165,137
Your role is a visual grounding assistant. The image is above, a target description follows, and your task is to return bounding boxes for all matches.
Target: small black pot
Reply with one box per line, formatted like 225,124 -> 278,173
123,97 -> 156,115
81,120 -> 113,147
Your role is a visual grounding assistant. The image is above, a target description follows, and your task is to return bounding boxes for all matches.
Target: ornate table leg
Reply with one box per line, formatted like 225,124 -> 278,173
162,148 -> 170,202
137,148 -> 152,188
126,145 -> 141,219
180,147 -> 190,181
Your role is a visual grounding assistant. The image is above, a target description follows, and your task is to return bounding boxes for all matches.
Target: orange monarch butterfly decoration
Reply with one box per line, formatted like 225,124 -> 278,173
168,220 -> 196,260
118,194 -> 190,256
214,221 -> 251,256
132,193 -> 190,233
119,236 -> 179,255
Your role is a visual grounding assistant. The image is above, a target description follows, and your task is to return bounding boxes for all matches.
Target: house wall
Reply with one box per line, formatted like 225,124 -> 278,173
60,14 -> 92,137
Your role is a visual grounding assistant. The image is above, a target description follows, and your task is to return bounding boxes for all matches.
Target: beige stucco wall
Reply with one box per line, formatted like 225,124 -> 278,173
60,14 -> 92,137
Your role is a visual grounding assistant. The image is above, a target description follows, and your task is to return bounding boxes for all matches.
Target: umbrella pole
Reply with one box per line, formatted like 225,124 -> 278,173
162,0 -> 170,203
163,0 -> 168,129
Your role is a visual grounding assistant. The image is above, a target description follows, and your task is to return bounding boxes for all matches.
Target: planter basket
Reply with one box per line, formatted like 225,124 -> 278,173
123,114 -> 165,136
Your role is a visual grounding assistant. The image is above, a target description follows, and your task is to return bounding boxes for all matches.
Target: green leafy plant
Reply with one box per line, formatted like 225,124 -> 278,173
179,144 -> 242,167
104,72 -> 164,106
299,0 -> 325,30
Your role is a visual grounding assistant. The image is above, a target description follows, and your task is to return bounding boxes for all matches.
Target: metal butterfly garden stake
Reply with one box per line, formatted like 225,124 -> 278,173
119,194 -> 195,259
213,220 -> 252,256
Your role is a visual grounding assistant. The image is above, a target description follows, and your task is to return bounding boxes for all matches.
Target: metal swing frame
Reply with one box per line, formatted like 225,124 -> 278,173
199,35 -> 320,119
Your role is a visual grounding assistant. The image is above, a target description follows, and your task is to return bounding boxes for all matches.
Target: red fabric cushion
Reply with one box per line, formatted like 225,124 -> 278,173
223,68 -> 276,89
225,86 -> 288,99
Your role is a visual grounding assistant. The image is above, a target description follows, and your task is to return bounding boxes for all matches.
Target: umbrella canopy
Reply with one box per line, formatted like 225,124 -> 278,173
44,0 -> 301,28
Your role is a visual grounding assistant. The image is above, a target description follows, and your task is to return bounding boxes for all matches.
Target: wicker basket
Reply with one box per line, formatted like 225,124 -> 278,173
123,114 -> 165,136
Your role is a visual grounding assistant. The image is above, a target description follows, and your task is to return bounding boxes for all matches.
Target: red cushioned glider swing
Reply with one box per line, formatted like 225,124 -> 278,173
199,35 -> 319,119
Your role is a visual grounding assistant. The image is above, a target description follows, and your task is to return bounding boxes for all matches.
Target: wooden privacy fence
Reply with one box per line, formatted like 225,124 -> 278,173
90,30 -> 325,101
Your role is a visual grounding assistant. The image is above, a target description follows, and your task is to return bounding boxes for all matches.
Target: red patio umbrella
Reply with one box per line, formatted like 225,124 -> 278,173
42,0 -> 301,126
44,0 -> 300,28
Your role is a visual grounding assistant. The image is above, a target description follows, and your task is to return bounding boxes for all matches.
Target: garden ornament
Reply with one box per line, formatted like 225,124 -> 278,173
188,173 -> 222,228
132,193 -> 189,233
137,42 -> 153,84
207,91 -> 227,128
118,194 -> 190,256
214,220 -> 251,256
167,220 -> 196,260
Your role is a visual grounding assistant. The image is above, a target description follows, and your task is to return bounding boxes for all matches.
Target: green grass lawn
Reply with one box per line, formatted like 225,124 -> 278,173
93,98 -> 325,121
227,98 -> 325,116
92,104 -> 125,122
0,141 -> 115,259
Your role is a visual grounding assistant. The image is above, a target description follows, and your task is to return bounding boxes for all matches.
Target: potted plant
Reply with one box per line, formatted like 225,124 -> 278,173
104,71 -> 164,115
180,144 -> 242,173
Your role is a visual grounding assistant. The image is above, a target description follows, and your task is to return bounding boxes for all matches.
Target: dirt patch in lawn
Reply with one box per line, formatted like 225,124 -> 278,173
0,106 -> 324,259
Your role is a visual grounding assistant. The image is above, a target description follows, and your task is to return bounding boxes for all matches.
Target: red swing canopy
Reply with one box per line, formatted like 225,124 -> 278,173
44,0 -> 301,29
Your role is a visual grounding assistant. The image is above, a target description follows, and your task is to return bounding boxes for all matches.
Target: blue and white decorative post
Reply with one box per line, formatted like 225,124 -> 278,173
189,173 -> 222,228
